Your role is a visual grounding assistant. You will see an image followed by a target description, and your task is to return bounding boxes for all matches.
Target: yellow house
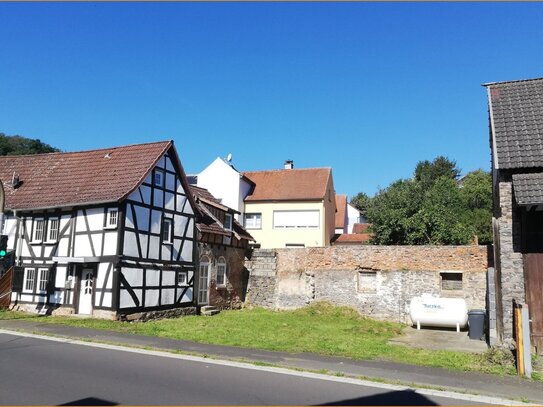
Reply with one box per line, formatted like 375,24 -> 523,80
242,165 -> 336,249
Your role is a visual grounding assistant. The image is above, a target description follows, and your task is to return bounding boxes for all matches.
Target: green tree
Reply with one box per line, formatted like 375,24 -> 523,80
458,169 -> 493,244
414,156 -> 461,191
0,133 -> 60,155
363,159 -> 492,246
366,179 -> 424,244
350,192 -> 371,219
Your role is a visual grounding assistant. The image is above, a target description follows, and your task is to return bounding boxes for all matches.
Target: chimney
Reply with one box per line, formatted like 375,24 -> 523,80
284,159 -> 294,170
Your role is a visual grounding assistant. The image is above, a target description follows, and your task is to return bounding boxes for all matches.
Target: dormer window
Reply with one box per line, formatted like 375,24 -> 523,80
224,213 -> 233,231
106,208 -> 118,229
154,170 -> 164,187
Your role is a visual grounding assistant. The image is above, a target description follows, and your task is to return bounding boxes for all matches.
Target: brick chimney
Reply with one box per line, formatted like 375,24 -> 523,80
284,159 -> 294,170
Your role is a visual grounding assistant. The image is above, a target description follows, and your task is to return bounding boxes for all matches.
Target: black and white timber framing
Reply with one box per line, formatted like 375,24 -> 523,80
3,145 -> 197,317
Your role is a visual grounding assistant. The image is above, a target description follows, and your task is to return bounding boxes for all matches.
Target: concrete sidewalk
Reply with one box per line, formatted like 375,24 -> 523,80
1,318 -> 542,405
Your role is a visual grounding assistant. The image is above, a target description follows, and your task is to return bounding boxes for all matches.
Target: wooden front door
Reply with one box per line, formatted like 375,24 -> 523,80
78,268 -> 94,315
524,253 -> 543,353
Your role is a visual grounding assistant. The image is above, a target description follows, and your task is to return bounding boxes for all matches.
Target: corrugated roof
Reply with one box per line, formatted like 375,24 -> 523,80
0,141 -> 172,211
485,78 -> 543,169
335,194 -> 347,228
243,168 -> 332,201
512,173 -> 543,205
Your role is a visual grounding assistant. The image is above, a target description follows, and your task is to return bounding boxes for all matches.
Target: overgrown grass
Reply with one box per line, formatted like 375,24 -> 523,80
0,303 -> 517,376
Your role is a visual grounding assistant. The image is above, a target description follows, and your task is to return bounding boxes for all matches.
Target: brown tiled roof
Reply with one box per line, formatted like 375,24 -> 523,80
333,233 -> 372,244
189,185 -> 254,241
190,185 -> 234,213
484,77 -> 543,169
243,168 -> 332,201
0,141 -> 172,211
352,223 -> 371,234
335,194 -> 347,228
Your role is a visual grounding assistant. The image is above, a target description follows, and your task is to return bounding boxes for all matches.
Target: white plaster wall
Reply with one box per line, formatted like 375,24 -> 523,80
347,203 -> 363,234
197,157 -> 242,214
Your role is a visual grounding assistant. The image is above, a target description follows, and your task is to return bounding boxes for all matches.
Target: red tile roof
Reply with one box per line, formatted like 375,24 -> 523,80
0,141 -> 172,211
243,168 -> 332,201
335,194 -> 347,228
333,233 -> 372,244
189,185 -> 254,241
352,223 -> 371,234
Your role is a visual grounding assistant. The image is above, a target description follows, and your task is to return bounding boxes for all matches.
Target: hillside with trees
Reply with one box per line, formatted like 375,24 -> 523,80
351,156 -> 492,245
0,133 -> 60,155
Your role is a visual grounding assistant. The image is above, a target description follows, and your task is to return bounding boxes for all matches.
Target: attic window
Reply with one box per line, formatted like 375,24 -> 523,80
154,170 -> 164,187
224,213 -> 233,231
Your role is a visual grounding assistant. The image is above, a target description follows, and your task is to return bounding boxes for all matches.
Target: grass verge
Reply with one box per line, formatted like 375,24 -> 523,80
0,302 -> 517,377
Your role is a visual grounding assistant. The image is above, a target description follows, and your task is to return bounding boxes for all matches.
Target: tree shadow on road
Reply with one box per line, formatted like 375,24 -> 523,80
59,397 -> 118,406
316,389 -> 439,406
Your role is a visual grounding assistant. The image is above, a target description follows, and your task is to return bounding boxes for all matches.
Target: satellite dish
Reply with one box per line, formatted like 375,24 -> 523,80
226,153 -> 233,162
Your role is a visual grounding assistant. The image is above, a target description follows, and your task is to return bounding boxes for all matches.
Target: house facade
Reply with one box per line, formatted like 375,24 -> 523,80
242,166 -> 336,249
0,141 -> 198,319
485,77 -> 543,352
190,185 -> 253,309
194,157 -> 254,222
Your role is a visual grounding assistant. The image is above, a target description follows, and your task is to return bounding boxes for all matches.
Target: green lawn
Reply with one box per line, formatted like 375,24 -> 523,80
0,302 -> 516,377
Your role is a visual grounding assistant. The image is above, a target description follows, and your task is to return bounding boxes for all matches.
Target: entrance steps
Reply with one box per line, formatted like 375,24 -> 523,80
201,305 -> 220,316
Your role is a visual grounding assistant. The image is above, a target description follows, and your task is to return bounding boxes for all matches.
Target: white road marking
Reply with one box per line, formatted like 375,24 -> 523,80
0,329 -> 535,406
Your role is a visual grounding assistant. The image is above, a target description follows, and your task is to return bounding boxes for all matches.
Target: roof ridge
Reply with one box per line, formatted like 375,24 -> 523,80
243,167 -> 332,175
482,76 -> 543,87
0,140 -> 173,159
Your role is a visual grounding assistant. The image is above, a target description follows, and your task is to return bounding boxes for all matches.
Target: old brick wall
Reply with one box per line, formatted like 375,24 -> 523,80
245,245 -> 488,324
198,244 -> 248,310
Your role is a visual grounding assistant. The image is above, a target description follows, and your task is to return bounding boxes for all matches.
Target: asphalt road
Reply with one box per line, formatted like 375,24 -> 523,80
0,333 -> 488,406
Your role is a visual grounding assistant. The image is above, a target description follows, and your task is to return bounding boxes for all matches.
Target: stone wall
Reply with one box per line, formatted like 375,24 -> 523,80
245,246 -> 488,325
494,179 -> 525,340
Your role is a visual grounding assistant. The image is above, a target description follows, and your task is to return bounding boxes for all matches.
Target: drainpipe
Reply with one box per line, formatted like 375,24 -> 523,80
0,180 -> 4,234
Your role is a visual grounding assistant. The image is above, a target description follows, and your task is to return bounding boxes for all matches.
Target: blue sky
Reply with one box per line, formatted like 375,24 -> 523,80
1,2 -> 543,199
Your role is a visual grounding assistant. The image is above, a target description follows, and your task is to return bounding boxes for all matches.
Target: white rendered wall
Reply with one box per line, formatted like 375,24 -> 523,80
347,203 -> 363,234
197,157 -> 243,219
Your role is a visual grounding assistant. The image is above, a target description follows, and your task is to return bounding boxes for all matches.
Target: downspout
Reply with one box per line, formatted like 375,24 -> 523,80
0,180 -> 4,234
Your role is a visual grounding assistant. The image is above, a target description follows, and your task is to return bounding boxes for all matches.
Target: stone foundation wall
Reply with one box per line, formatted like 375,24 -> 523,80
245,246 -> 488,324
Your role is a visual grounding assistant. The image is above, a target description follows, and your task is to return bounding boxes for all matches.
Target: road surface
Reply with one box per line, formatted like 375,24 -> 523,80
0,332 -> 491,405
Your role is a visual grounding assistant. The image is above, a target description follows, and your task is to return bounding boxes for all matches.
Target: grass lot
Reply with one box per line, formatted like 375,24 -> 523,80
0,302 -> 517,377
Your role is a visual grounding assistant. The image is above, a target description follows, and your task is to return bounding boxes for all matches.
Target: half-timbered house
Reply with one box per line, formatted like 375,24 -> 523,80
0,140 -> 198,319
190,185 -> 253,309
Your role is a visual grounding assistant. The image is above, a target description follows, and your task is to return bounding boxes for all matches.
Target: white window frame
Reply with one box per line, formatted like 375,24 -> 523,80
216,257 -> 227,287
273,210 -> 320,229
46,218 -> 60,243
224,213 -> 233,231
32,218 -> 45,243
244,213 -> 262,229
38,268 -> 49,292
105,208 -> 118,229
154,169 -> 164,187
162,217 -> 173,244
23,268 -> 37,292
177,271 -> 188,286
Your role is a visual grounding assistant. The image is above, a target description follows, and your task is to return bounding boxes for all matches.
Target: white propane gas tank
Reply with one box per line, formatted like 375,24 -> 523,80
409,294 -> 468,332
